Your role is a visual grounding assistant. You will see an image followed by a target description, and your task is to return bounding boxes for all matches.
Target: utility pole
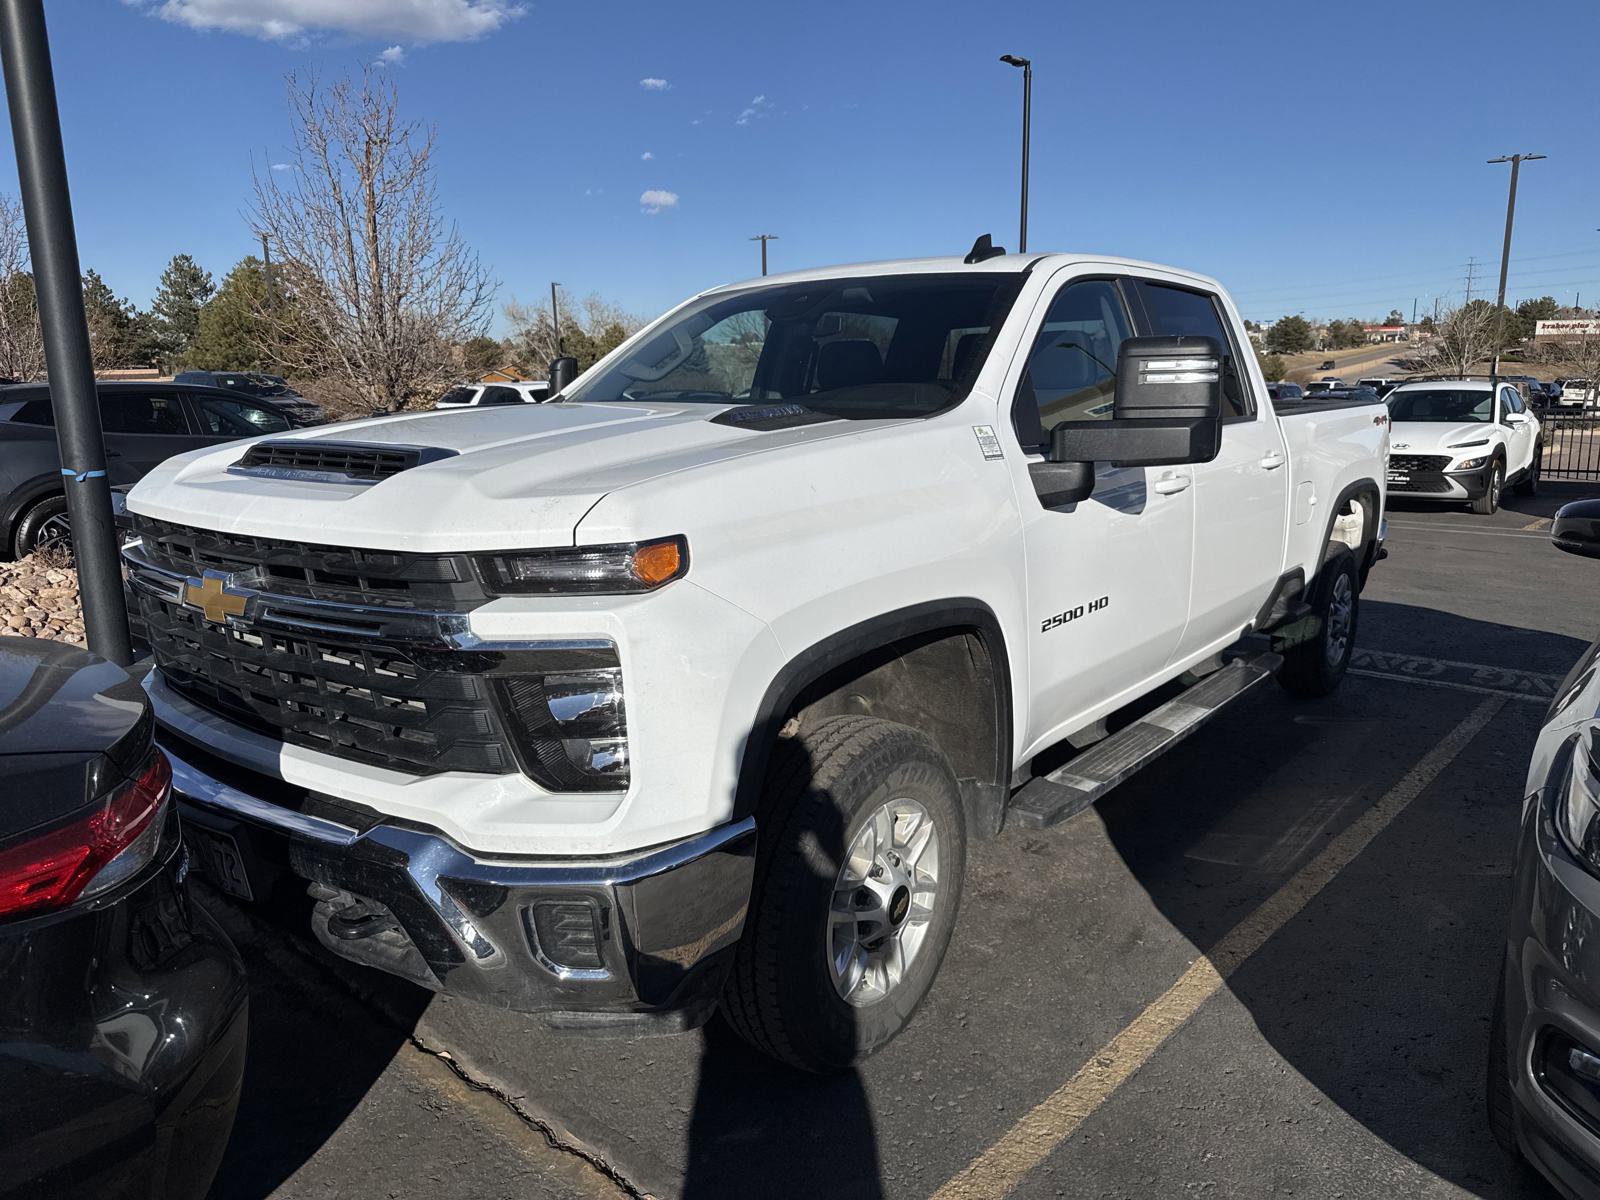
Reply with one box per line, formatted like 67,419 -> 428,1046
1412,297 -> 1418,325
749,233 -> 778,276
260,232 -> 276,312
550,281 -> 562,356
1487,152 -> 1546,381
1000,54 -> 1031,253
1465,257 -> 1477,304
0,0 -> 130,664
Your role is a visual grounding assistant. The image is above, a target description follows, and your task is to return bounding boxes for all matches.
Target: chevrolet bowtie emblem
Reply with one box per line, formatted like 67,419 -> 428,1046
182,575 -> 249,624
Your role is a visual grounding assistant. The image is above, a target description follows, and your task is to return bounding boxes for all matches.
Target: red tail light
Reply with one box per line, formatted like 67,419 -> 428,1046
0,749 -> 172,919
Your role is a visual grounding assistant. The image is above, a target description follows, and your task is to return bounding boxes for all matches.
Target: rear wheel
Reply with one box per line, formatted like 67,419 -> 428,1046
1472,461 -> 1504,515
721,715 -> 966,1072
12,494 -> 70,558
1513,445 -> 1540,497
1277,546 -> 1358,698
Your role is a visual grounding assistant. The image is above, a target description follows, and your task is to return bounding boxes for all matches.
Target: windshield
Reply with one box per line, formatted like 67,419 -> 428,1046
565,272 -> 1023,419
1388,389 -> 1493,423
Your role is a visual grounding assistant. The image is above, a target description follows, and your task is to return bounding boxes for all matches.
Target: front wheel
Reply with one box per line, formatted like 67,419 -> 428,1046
1277,546 -> 1359,698
12,494 -> 70,558
721,715 -> 966,1072
1472,461 -> 1504,515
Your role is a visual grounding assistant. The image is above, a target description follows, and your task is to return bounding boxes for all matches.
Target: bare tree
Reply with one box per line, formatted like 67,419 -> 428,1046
0,195 -> 45,381
505,288 -> 642,375
251,68 -> 494,415
1416,301 -> 1503,377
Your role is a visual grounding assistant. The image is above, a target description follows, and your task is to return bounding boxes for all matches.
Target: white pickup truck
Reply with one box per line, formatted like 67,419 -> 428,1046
124,246 -> 1389,1070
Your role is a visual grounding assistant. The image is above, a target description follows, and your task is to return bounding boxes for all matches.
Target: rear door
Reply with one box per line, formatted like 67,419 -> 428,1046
98,388 -> 211,484
1130,277 -> 1290,656
1005,270 -> 1195,754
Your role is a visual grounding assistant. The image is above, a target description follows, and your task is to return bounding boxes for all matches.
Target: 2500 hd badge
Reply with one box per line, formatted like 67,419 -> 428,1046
1042,595 -> 1110,633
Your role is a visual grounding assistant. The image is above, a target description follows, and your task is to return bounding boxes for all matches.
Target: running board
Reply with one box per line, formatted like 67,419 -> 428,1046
1008,652 -> 1282,830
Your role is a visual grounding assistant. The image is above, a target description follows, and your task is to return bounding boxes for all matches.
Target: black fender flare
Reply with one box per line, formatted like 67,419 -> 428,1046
732,598 -> 1014,834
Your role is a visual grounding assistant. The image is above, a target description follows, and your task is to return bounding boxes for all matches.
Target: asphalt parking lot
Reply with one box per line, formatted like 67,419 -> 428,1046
203,482 -> 1600,1200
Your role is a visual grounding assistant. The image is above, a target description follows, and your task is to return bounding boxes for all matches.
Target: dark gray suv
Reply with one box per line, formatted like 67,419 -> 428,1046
0,381 -> 292,556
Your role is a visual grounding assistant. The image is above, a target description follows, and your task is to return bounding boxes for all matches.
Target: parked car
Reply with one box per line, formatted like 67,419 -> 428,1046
1357,377 -> 1399,397
124,248 -> 1389,1071
0,636 -> 247,1198
1384,379 -> 1541,514
172,371 -> 323,427
1267,381 -> 1304,402
0,381 -> 294,557
434,380 -> 551,408
1491,500 -> 1600,1194
1306,378 -> 1346,394
1298,386 -> 1380,406
1554,379 -> 1597,411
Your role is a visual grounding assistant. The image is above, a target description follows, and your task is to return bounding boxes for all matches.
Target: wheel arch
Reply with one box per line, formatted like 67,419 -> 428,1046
733,599 -> 1014,838
1317,477 -> 1382,579
2,473 -> 64,557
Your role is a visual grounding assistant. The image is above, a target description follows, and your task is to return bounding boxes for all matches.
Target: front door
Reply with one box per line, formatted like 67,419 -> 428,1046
98,388 -> 212,485
1499,385 -> 1536,476
1003,271 -> 1195,757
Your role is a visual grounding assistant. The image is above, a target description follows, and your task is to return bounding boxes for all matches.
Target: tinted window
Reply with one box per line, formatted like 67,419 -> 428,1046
567,273 -> 1023,420
1013,279 -> 1134,447
194,395 -> 291,436
99,391 -> 190,435
10,397 -> 52,426
480,385 -> 523,406
1135,282 -> 1251,418
437,386 -> 479,406
1502,387 -> 1523,415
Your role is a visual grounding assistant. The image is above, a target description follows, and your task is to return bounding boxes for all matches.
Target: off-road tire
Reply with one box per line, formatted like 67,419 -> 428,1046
1472,460 -> 1504,515
1487,955 -> 1518,1156
12,494 -> 69,558
1513,446 -> 1540,498
1277,546 -> 1359,698
720,715 -> 966,1072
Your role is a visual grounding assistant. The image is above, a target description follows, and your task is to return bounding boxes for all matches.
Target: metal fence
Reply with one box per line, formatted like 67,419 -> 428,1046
1540,409 -> 1600,481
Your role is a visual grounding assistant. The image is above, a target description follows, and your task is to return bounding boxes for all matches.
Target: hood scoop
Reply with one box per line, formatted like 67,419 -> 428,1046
709,402 -> 839,432
232,440 -> 458,484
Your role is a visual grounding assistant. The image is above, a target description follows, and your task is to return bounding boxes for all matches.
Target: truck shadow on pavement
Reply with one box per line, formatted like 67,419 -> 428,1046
1095,600 -> 1580,1198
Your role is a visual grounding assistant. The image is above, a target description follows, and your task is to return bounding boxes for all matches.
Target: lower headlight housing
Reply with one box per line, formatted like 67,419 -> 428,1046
494,668 -> 628,792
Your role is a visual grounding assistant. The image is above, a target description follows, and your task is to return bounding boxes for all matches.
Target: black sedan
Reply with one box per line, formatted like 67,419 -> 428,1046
0,637 -> 246,1198
0,381 -> 293,557
1492,497 -> 1600,1196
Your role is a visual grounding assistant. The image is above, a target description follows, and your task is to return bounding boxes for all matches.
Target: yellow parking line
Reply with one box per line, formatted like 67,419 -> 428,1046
932,695 -> 1504,1200
1522,517 -> 1553,531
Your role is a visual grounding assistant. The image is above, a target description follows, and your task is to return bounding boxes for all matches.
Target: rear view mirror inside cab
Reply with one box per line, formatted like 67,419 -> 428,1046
1048,336 -> 1224,468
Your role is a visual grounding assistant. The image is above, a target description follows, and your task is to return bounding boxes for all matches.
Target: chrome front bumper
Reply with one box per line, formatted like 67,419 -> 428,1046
166,748 -> 757,1025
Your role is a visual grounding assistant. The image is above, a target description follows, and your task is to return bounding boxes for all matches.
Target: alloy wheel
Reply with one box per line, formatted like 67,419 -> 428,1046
829,797 -> 941,1007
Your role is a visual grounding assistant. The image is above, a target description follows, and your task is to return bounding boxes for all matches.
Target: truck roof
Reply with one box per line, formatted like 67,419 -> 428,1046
703,253 -> 1224,296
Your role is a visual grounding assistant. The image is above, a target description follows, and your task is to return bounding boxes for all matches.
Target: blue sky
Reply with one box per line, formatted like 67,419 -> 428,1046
7,0 -> 1598,331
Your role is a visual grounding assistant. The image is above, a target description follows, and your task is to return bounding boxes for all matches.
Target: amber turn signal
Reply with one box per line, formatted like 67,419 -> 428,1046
630,538 -> 685,587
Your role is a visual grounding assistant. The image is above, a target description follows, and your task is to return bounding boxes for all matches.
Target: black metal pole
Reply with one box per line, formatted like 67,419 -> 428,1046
1019,61 -> 1030,253
0,0 -> 130,665
550,280 -> 562,356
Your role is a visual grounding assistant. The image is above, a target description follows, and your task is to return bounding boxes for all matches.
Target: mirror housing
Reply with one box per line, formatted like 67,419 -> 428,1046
1553,498 -> 1600,559
1048,336 -> 1224,468
549,356 -> 580,395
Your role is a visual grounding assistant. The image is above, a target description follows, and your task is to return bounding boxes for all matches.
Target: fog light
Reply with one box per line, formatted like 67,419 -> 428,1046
494,669 -> 628,792
528,899 -> 605,972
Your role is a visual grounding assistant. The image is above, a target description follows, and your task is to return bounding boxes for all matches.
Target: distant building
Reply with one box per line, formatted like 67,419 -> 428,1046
478,366 -> 530,383
1534,318 -> 1600,346
1364,325 -> 1408,343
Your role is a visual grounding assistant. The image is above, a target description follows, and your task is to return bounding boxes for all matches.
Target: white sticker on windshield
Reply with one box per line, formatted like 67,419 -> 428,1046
972,425 -> 1004,460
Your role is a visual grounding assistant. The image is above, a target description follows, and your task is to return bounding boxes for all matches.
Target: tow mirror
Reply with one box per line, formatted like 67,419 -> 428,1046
549,356 -> 579,396
1553,498 -> 1600,559
1047,336 -> 1224,468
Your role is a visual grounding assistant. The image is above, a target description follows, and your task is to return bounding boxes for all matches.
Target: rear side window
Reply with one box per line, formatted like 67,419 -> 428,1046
1013,278 -> 1134,448
99,391 -> 190,435
10,397 -> 53,426
1134,281 -> 1252,419
480,385 -> 523,406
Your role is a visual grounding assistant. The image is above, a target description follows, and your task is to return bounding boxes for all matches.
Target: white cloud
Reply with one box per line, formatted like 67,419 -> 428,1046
639,188 -> 679,215
639,77 -> 671,91
130,1 -> 523,43
689,118 -> 701,126
736,94 -> 771,126
270,162 -> 293,171
374,44 -> 405,66
640,150 -> 654,161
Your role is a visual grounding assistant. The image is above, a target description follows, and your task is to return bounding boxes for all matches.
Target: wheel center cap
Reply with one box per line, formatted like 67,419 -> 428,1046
889,885 -> 911,926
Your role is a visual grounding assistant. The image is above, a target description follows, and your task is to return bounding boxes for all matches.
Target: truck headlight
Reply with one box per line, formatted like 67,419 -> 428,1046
1454,456 -> 1489,471
1558,736 -> 1600,872
478,537 -> 687,595
494,668 -> 629,792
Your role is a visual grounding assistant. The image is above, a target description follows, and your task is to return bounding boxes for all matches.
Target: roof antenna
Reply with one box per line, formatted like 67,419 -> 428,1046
964,233 -> 1007,264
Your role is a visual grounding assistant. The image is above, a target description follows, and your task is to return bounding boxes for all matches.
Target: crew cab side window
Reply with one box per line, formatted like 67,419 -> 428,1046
1012,279 -> 1133,450
1133,281 -> 1253,420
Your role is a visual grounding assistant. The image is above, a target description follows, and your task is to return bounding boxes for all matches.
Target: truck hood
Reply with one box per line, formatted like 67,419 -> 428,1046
127,399 -> 877,552
1388,421 -> 1496,456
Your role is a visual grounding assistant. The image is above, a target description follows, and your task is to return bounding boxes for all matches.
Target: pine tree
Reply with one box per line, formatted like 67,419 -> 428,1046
81,268 -> 142,370
150,253 -> 214,366
186,257 -> 271,371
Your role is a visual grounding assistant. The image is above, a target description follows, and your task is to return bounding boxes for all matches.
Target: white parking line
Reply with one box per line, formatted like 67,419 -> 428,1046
1349,649 -> 1564,703
1383,521 -> 1547,540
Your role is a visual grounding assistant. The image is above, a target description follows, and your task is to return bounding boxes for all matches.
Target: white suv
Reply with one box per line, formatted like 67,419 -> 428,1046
1385,379 -> 1541,513
435,380 -> 551,408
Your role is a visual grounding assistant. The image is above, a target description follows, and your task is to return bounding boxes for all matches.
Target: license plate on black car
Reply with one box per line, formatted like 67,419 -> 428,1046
185,825 -> 254,900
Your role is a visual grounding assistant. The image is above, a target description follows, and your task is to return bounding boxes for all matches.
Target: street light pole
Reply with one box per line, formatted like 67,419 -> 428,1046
1000,54 -> 1031,253
550,280 -> 562,356
1487,152 -> 1545,382
0,0 -> 130,664
749,233 -> 778,276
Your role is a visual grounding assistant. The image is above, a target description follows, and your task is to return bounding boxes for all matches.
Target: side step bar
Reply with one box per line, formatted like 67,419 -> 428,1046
1008,652 -> 1282,830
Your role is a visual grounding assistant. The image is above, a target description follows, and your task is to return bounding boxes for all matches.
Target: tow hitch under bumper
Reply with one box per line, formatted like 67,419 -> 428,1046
166,748 -> 757,1026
